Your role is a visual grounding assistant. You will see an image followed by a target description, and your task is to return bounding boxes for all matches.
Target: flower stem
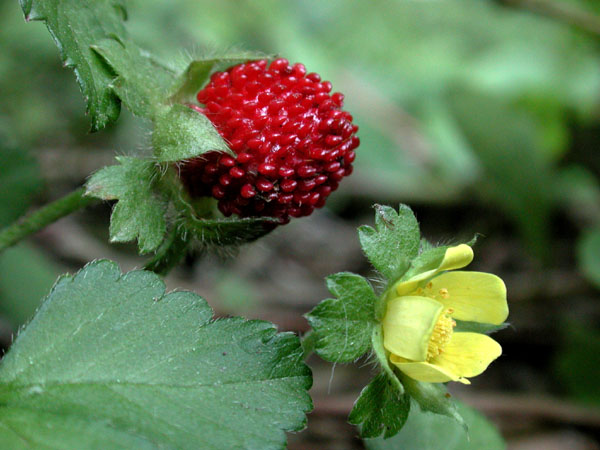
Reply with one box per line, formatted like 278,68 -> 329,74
0,187 -> 96,253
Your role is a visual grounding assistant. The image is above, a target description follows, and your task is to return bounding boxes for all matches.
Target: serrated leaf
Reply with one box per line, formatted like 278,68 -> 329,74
92,37 -> 176,118
0,260 -> 312,449
349,373 -> 410,439
153,104 -> 232,162
305,272 -> 377,363
399,373 -> 465,429
364,401 -> 505,450
20,0 -> 127,130
85,156 -> 166,253
169,52 -> 270,104
358,204 -> 420,282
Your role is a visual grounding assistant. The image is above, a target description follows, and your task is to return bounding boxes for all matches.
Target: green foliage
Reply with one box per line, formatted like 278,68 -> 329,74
0,144 -> 41,227
555,321 -> 600,405
577,228 -> 600,289
358,205 -> 420,282
91,37 -> 176,118
349,373 -> 410,439
364,401 -> 505,450
448,90 -> 553,258
153,104 -> 231,162
85,157 -> 166,254
0,260 -> 312,449
305,272 -> 377,363
19,0 -> 127,131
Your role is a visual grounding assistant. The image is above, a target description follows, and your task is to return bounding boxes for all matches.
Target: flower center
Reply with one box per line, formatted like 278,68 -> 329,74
427,307 -> 455,360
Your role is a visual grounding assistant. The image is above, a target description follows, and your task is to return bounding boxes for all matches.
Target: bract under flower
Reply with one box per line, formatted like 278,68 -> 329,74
382,244 -> 508,384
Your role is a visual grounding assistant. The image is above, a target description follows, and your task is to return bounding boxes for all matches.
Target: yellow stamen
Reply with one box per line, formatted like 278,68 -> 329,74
427,308 -> 455,360
439,288 -> 449,299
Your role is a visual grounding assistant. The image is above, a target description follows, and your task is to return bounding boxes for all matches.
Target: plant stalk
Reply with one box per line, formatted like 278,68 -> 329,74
0,187 -> 96,253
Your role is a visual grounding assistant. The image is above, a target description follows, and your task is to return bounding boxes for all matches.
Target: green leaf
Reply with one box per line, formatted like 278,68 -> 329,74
349,373 -> 410,439
358,204 -> 420,282
20,0 -> 127,130
364,401 -> 505,450
0,260 -> 312,449
169,52 -> 270,104
85,156 -> 166,254
91,37 -> 176,118
153,104 -> 232,162
399,373 -> 465,429
577,227 -> 600,289
305,272 -> 377,363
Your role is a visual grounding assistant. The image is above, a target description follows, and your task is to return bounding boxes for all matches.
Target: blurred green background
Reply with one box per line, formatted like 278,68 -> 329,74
1,0 -> 600,448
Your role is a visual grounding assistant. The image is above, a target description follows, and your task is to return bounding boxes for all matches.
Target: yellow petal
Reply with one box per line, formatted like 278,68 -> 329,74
425,271 -> 508,324
390,354 -> 471,384
431,332 -> 502,379
383,296 -> 443,361
395,244 -> 474,296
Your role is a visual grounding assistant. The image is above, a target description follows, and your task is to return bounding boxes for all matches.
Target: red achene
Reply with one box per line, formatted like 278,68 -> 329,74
179,58 -> 359,223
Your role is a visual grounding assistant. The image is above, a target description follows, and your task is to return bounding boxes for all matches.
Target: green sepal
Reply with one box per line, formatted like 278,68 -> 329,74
454,319 -> 510,334
91,37 -> 176,119
183,215 -> 279,249
358,204 -> 420,283
349,372 -> 410,439
153,104 -> 232,162
305,272 -> 377,363
20,0 -> 128,131
399,373 -> 466,431
85,156 -> 166,254
169,52 -> 271,104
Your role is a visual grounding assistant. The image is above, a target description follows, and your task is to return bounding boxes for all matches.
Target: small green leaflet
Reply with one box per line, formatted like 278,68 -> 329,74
92,37 -> 176,119
305,272 -> 377,363
364,401 -> 505,450
85,156 -> 166,254
349,373 -> 410,439
153,104 -> 232,162
169,52 -> 271,104
358,204 -> 420,282
20,0 -> 127,131
0,260 -> 312,449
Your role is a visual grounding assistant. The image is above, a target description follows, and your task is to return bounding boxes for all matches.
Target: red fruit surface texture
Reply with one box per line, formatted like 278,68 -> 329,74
179,58 -> 359,223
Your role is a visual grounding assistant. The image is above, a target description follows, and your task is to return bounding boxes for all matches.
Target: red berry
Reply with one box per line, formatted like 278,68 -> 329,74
179,58 -> 359,223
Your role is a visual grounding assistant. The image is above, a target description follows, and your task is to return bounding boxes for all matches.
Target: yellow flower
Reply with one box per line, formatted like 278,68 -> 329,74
382,244 -> 508,384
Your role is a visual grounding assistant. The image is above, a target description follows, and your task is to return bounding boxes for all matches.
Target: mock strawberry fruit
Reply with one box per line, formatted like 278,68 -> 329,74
179,58 -> 359,223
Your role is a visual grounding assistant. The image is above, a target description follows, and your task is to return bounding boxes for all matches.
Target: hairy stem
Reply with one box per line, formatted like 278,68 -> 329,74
0,187 -> 96,253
